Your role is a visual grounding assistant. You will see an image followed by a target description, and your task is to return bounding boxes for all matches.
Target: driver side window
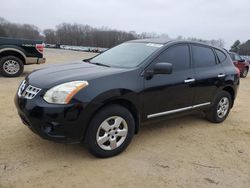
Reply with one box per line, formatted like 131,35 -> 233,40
153,45 -> 190,71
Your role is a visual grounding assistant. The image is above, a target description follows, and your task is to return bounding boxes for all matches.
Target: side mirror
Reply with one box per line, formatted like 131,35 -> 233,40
153,62 -> 173,75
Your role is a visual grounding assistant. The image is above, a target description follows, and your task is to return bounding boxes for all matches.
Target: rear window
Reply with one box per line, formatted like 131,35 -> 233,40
215,49 -> 227,62
192,45 -> 216,68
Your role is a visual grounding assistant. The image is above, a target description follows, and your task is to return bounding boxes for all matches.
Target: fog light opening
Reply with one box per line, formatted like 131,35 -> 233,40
42,124 -> 54,134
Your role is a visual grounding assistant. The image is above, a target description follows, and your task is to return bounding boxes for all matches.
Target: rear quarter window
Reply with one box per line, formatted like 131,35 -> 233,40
229,53 -> 236,61
215,49 -> 227,63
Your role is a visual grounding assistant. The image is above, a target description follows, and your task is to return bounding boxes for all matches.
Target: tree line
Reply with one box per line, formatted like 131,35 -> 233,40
45,24 -> 137,48
230,40 -> 250,55
0,17 -> 40,40
0,17 -> 232,49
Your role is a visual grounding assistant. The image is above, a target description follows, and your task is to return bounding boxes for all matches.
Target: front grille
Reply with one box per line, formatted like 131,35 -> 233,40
18,80 -> 41,99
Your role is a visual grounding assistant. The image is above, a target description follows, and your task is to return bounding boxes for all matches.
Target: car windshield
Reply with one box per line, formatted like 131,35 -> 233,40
90,42 -> 163,68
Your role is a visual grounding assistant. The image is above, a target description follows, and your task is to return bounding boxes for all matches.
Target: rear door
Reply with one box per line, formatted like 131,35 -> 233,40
143,44 -> 195,119
191,45 -> 226,106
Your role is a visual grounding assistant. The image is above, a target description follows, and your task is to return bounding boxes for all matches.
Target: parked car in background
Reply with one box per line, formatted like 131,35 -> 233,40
229,52 -> 249,78
15,39 -> 239,158
241,56 -> 250,63
59,45 -> 108,53
0,37 -> 46,77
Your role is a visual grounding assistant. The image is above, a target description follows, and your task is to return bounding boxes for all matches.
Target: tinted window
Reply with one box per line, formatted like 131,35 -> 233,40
215,49 -> 227,62
229,53 -> 235,61
154,45 -> 190,71
192,46 -> 216,67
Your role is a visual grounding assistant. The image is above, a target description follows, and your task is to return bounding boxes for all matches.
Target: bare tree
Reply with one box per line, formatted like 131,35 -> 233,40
44,29 -> 57,44
238,40 -> 250,55
0,17 -> 229,49
0,17 -> 42,39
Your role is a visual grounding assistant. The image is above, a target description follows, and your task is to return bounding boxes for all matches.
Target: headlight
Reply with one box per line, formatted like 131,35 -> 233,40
43,81 -> 88,104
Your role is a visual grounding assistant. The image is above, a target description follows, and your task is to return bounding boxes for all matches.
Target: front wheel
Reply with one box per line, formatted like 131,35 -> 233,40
0,56 -> 24,77
205,91 -> 232,123
85,105 -> 135,158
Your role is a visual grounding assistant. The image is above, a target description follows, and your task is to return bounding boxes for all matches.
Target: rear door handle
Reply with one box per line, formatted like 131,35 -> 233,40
184,78 -> 195,83
218,74 -> 226,78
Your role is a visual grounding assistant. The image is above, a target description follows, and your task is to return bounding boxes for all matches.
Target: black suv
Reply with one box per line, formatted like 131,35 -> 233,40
15,39 -> 239,158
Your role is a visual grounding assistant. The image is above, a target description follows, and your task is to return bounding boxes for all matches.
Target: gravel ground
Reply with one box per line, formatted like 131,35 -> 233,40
0,48 -> 249,188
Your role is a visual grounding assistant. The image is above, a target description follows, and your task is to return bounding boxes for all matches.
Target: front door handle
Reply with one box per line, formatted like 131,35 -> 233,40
184,78 -> 195,83
218,73 -> 226,78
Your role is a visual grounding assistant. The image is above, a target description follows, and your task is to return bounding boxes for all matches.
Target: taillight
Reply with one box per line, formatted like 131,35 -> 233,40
36,44 -> 44,54
235,67 -> 240,77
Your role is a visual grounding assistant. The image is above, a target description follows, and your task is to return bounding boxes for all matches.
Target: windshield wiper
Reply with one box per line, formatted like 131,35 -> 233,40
91,62 -> 110,67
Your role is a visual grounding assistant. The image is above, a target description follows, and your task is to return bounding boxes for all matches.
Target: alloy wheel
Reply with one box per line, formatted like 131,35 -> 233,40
217,97 -> 229,119
3,60 -> 20,75
96,116 -> 128,151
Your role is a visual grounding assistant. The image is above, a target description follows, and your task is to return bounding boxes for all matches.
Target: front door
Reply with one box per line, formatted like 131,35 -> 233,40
143,44 -> 195,119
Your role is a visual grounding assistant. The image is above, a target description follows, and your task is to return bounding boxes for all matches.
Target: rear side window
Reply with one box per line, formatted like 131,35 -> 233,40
154,45 -> 190,71
192,45 -> 216,68
229,53 -> 235,61
215,49 -> 227,62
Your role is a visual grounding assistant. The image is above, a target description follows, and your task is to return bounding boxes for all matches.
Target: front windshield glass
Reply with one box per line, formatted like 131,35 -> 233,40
90,42 -> 163,68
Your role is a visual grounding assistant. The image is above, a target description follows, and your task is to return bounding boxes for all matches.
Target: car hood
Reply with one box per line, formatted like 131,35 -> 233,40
26,61 -> 129,89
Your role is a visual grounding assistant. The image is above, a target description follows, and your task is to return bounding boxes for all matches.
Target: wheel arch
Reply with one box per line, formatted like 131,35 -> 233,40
102,99 -> 141,134
0,48 -> 26,64
222,86 -> 235,107
81,95 -> 141,143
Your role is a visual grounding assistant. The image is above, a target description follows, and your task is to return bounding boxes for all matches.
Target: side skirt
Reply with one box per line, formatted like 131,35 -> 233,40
147,102 -> 211,119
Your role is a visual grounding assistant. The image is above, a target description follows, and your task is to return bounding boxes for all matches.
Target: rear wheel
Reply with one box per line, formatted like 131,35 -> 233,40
241,67 -> 248,78
206,91 -> 232,123
0,56 -> 24,77
85,105 -> 135,158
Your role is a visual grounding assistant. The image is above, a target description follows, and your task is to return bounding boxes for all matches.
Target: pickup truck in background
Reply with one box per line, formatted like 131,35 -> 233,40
0,37 -> 46,77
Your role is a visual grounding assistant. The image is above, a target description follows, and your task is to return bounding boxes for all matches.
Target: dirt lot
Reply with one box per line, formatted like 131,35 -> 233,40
0,48 -> 250,188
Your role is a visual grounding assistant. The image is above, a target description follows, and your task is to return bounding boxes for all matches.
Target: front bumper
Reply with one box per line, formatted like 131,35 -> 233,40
14,94 -> 93,143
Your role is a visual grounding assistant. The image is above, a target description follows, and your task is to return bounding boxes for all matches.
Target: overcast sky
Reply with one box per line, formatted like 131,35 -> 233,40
1,0 -> 249,48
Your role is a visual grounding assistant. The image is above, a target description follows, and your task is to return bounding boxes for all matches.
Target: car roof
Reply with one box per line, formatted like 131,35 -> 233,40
229,52 -> 238,55
128,38 -> 223,49
128,38 -> 173,44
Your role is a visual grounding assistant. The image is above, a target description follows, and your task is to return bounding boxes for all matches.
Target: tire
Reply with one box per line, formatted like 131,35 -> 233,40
240,67 -> 248,78
205,91 -> 232,123
85,105 -> 135,158
0,56 -> 24,77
